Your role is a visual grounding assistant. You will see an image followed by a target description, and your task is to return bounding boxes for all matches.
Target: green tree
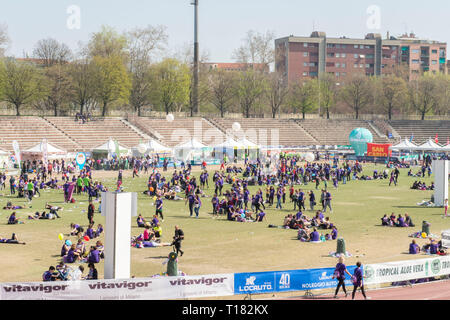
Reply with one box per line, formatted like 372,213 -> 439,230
87,25 -> 128,60
0,59 -> 48,116
290,79 -> 318,119
92,55 -> 131,117
408,73 -> 439,120
151,58 -> 190,114
236,69 -> 265,118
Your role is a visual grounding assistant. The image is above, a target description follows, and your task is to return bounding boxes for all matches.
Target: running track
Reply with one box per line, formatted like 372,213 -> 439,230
281,279 -> 450,300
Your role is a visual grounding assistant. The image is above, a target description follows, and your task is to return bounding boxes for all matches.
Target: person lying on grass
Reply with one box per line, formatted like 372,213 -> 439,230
4,202 -> 29,210
131,237 -> 171,248
0,233 -> 26,244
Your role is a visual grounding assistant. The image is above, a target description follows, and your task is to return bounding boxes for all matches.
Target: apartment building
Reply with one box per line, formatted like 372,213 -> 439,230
275,31 -> 447,83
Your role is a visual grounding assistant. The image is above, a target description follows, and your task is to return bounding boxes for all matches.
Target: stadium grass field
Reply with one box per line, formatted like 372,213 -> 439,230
0,163 -> 447,283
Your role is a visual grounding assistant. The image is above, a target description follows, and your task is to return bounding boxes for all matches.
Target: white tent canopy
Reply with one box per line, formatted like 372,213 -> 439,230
213,137 -> 245,149
237,137 -> 260,148
147,139 -> 172,153
390,139 -> 418,151
414,139 -> 443,151
442,144 -> 450,152
92,139 -> 129,157
174,138 -> 207,150
24,142 -> 66,154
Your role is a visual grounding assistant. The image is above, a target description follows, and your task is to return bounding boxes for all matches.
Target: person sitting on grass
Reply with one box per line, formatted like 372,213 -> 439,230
86,263 -> 98,280
331,226 -> 338,240
87,246 -> 101,264
389,212 -> 396,226
309,228 -> 321,243
95,224 -> 103,238
409,240 -> 420,254
70,223 -> 84,237
95,240 -> 105,259
381,214 -> 390,226
0,233 -> 25,244
76,238 -> 87,257
404,213 -> 415,227
64,244 -> 82,263
42,266 -> 59,281
136,214 -> 146,228
297,225 -> 310,242
255,211 -> 266,222
7,212 -> 21,224
396,214 -> 407,227
85,223 -> 95,240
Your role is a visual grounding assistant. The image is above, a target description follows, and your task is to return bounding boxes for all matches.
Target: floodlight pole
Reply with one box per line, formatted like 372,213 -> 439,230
192,0 -> 199,115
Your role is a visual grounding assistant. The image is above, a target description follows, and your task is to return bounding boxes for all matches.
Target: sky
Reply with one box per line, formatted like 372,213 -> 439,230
1,0 -> 449,61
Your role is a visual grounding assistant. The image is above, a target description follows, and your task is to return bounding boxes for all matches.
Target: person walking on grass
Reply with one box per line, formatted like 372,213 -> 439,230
444,198 -> 448,218
332,256 -> 352,298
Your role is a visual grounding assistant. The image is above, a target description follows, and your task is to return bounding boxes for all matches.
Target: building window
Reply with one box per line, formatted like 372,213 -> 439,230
432,60 -> 437,65
336,63 -> 340,68
412,59 -> 419,64
360,45 -> 364,49
354,45 -> 359,49
342,72 -> 347,76
354,54 -> 358,58
366,54 -> 374,59
412,49 -> 420,54
360,64 -> 364,68
304,43 -> 308,47
366,64 -> 370,68
342,63 -> 346,68
432,50 -> 437,54
303,52 -> 308,57
304,62 -> 308,66
354,64 -> 358,68
341,53 -> 346,58
327,53 -> 335,58
303,72 -> 308,76
336,53 -> 340,58
342,44 -> 347,49
336,72 -> 340,77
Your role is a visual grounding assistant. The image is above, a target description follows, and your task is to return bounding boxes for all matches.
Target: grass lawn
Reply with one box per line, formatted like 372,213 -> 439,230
0,163 -> 448,283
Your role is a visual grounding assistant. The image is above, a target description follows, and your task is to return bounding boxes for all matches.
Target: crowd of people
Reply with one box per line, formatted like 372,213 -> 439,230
1,148 -> 447,297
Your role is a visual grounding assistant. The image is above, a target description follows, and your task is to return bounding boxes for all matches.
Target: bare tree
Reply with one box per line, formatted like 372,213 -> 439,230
68,58 -> 96,115
0,23 -> 9,57
126,25 -> 168,71
32,38 -> 72,67
232,30 -> 275,71
126,25 -> 169,116
339,74 -> 374,119
265,72 -> 288,118
209,69 -> 236,117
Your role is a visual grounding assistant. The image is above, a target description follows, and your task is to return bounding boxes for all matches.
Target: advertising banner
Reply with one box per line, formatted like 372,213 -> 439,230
0,274 -> 234,300
366,143 -> 392,157
12,140 -> 20,169
42,139 -> 48,167
234,266 -> 357,295
364,256 -> 450,285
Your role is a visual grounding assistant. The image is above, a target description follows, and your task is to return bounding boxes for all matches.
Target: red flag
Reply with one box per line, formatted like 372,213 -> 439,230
435,134 -> 439,143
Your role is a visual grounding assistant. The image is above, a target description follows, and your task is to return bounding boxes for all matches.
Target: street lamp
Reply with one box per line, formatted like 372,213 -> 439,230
191,0 -> 199,115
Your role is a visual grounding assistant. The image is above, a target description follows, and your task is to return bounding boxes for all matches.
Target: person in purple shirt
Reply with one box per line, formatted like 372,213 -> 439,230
396,214 -> 406,227
310,228 -> 320,242
332,256 -> 352,298
87,246 -> 101,263
351,261 -> 368,300
429,240 -> 438,254
85,223 -> 95,239
194,194 -> 202,218
155,195 -> 164,221
186,193 -> 195,217
256,211 -> 266,222
331,226 -> 338,240
409,240 -> 420,254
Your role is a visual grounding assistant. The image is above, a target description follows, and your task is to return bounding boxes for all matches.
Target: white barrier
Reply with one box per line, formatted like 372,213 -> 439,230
364,256 -> 450,285
0,274 -> 234,300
